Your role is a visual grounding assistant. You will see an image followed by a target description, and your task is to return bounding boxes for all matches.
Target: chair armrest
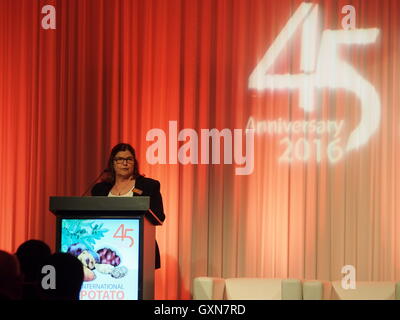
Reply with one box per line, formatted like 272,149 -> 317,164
282,279 -> 302,300
303,281 -> 324,300
192,277 -> 225,300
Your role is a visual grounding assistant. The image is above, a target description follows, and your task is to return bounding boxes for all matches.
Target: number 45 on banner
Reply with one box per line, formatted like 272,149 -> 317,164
113,224 -> 134,247
248,2 -> 380,152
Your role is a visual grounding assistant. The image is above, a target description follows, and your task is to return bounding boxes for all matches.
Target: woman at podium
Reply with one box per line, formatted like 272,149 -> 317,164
91,143 -> 165,269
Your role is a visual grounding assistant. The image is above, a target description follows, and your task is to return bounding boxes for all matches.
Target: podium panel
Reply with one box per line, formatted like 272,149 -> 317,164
58,217 -> 141,300
50,196 -> 159,300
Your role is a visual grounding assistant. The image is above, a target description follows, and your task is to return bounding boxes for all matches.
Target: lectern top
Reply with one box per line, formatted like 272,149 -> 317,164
50,196 -> 150,213
50,196 -> 163,226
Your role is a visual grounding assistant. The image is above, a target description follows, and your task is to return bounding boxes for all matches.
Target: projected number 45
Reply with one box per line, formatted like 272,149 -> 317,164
248,2 -> 380,163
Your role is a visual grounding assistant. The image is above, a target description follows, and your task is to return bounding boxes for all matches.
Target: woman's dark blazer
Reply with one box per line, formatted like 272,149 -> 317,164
91,175 -> 165,269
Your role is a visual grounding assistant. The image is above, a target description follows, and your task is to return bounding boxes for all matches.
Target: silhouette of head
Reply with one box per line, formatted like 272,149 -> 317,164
15,239 -> 51,283
40,253 -> 84,300
0,250 -> 22,300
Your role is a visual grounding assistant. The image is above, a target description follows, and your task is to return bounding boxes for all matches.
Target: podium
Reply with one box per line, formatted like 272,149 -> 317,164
49,196 -> 162,300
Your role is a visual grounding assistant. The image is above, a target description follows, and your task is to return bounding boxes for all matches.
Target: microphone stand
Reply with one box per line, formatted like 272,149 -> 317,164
81,169 -> 110,196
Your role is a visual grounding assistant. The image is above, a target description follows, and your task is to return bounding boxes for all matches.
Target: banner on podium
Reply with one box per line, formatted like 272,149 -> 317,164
60,218 -> 140,300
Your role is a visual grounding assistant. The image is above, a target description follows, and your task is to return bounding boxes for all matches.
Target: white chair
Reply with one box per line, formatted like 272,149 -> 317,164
192,277 -> 305,300
331,281 -> 396,300
193,277 -> 399,300
192,277 -> 225,300
302,280 -> 324,300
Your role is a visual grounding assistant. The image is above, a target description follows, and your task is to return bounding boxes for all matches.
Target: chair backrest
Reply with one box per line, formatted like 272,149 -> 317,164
282,279 -> 302,300
302,280 -> 324,300
224,278 -> 283,300
192,277 -> 332,300
331,281 -> 396,300
192,277 -> 225,300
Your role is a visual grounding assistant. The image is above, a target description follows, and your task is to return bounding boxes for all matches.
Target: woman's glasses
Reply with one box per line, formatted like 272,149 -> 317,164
114,157 -> 134,164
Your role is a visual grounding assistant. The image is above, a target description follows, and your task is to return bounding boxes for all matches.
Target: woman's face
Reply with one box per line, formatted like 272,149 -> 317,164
113,150 -> 135,179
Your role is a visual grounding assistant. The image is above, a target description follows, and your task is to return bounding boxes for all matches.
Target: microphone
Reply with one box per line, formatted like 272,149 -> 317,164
81,168 -> 111,196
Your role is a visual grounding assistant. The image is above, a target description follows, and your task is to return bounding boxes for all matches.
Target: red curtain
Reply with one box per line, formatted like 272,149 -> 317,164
1,0 -> 399,299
